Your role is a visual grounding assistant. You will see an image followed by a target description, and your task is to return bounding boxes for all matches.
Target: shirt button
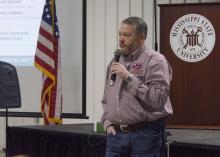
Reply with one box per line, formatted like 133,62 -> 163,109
116,96 -> 119,99
119,119 -> 122,122
116,108 -> 119,111
126,63 -> 129,66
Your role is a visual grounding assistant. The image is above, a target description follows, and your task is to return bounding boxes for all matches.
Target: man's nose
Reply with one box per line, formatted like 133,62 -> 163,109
120,36 -> 125,42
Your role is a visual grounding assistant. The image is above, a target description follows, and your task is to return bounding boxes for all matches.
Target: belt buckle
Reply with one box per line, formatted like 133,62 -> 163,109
120,125 -> 129,132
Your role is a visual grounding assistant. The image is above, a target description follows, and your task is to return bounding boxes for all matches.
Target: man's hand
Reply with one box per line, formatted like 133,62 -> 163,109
111,62 -> 129,80
106,125 -> 116,135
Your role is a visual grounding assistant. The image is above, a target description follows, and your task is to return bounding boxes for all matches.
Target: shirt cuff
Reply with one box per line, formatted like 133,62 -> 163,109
127,75 -> 142,93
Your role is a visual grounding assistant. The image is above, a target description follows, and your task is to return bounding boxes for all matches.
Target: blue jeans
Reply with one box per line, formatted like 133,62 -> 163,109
105,121 -> 165,157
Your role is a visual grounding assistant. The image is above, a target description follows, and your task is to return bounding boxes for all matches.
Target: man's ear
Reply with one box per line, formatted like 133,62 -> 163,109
139,33 -> 145,40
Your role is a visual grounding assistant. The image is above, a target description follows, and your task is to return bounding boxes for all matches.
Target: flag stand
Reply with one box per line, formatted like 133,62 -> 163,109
3,108 -> 8,157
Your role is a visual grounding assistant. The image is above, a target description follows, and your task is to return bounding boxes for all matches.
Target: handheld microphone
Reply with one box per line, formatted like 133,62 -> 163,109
110,49 -> 121,86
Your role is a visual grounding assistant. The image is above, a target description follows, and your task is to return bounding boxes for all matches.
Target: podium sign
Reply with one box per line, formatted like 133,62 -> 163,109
160,3 -> 220,128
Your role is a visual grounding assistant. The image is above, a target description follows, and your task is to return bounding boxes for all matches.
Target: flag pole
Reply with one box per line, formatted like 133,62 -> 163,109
154,0 -> 158,51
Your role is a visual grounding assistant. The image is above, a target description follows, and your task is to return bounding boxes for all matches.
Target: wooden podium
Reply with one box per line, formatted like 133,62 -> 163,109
159,3 -> 220,129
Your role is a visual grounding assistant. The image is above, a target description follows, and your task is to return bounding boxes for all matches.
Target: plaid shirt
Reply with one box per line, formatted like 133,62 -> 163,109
101,45 -> 173,130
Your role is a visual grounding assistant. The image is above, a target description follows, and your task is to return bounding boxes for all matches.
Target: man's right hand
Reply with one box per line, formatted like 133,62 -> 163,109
106,125 -> 116,135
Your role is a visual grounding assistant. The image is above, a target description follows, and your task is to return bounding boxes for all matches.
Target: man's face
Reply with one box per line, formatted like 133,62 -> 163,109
119,23 -> 143,55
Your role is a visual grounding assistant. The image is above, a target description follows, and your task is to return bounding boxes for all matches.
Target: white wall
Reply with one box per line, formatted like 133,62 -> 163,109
1,0 -> 219,151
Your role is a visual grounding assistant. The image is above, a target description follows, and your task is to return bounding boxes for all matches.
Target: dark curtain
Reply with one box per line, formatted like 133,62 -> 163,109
170,143 -> 220,157
7,127 -> 106,157
7,126 -> 220,157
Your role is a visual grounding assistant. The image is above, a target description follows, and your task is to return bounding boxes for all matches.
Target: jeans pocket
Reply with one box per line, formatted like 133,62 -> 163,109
135,127 -> 163,152
139,128 -> 162,138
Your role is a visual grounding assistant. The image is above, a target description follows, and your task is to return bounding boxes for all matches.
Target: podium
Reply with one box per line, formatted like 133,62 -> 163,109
159,3 -> 220,129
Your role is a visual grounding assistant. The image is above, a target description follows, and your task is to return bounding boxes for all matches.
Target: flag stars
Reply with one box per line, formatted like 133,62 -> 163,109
45,8 -> 49,12
47,14 -> 51,19
55,32 -> 59,36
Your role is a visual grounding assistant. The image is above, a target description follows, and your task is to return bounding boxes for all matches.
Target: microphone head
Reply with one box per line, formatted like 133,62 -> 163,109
114,49 -> 121,62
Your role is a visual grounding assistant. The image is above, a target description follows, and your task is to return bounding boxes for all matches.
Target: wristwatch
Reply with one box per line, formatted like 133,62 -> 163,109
126,73 -> 134,82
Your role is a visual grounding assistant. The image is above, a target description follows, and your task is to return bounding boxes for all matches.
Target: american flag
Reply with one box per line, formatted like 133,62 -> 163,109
34,0 -> 62,125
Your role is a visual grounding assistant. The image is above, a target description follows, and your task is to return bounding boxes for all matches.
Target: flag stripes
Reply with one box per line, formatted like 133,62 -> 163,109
34,0 -> 62,125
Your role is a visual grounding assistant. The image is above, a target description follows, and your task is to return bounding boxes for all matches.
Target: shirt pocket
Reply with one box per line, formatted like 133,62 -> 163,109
130,67 -> 146,82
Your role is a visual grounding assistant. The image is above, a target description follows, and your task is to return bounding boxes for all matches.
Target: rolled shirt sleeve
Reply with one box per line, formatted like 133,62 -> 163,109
127,57 -> 172,112
101,46 -> 173,127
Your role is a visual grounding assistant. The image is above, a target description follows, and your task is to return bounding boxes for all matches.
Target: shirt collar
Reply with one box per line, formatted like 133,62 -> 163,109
122,44 -> 146,61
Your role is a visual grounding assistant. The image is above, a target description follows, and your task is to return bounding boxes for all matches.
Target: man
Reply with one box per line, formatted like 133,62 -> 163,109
101,16 -> 173,157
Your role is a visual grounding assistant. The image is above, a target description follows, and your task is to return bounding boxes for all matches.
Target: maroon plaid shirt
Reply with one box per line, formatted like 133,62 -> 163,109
101,45 -> 173,130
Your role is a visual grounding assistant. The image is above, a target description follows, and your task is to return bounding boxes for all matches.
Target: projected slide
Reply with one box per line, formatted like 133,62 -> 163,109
0,0 -> 44,66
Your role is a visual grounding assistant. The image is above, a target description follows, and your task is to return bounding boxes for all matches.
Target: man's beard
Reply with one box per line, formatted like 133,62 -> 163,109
119,46 -> 129,54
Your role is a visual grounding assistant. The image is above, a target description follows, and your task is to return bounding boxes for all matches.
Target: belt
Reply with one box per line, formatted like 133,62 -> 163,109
113,118 -> 164,133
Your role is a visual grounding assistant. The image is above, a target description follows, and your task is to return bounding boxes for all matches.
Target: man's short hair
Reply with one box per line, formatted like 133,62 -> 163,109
122,16 -> 148,39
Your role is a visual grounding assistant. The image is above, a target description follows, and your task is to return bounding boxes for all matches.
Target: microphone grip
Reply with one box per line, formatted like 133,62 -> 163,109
110,74 -> 116,86
110,49 -> 121,86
